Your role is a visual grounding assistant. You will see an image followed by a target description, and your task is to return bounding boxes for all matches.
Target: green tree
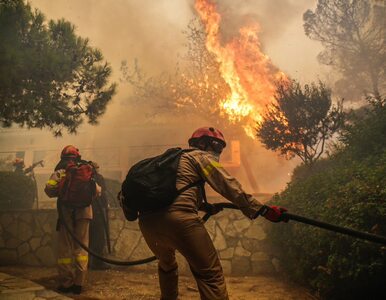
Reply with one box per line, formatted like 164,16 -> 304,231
256,80 -> 344,165
0,0 -> 116,136
303,0 -> 385,100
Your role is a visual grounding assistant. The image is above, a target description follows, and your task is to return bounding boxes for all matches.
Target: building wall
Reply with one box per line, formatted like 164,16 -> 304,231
0,208 -> 280,276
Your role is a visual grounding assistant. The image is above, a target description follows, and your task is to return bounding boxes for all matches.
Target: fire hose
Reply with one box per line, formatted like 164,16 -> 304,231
58,201 -> 386,267
208,203 -> 386,245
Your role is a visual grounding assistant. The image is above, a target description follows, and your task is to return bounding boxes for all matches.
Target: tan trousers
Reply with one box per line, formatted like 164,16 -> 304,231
139,210 -> 228,300
57,209 -> 90,288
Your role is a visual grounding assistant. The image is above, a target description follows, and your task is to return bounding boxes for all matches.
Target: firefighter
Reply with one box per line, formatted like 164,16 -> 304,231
88,161 -> 110,270
45,145 -> 98,295
12,158 -> 25,174
138,127 -> 288,300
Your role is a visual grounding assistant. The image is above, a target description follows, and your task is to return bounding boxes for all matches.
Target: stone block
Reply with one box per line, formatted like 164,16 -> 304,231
19,212 -> 33,224
219,248 -> 234,259
129,237 -> 154,260
6,222 -> 18,238
231,256 -> 251,275
233,219 -> 251,233
5,238 -> 22,249
216,216 -> 229,232
225,237 -> 238,247
35,246 -> 55,266
221,260 -> 232,275
213,226 -> 227,251
244,223 -> 266,240
0,214 -> 13,228
29,237 -> 41,251
224,223 -> 238,238
17,221 -> 33,241
123,221 -> 140,231
0,249 -> 17,264
42,222 -> 53,234
109,219 -> 124,240
251,251 -> 269,262
234,241 -> 250,257
19,253 -> 40,266
17,242 -> 30,257
35,213 -> 48,230
41,234 -> 51,246
241,238 -> 262,252
204,219 -> 215,237
114,229 -> 141,259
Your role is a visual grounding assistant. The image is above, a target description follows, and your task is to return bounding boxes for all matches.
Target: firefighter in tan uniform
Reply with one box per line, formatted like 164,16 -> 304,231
45,145 -> 99,295
139,127 -> 288,300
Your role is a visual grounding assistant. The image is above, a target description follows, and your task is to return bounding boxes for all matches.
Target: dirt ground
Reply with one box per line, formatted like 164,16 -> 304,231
0,266 -> 317,300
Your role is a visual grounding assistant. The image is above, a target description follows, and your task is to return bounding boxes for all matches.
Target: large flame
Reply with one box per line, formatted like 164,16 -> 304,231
195,0 -> 287,138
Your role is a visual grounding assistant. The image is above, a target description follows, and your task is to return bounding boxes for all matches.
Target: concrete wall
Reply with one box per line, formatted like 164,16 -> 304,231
0,209 -> 279,275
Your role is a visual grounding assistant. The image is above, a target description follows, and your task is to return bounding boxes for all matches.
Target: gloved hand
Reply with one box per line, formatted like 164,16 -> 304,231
258,205 -> 288,223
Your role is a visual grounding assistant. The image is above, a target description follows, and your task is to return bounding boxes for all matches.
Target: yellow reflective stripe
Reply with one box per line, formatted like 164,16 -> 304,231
75,255 -> 88,262
58,258 -> 72,264
47,179 -> 58,186
202,160 -> 222,177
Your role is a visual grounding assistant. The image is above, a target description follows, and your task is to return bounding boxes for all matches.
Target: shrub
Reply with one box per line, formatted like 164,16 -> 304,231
267,99 -> 386,299
0,171 -> 35,210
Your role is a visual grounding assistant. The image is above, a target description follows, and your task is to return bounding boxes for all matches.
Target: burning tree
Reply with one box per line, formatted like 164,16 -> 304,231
123,0 -> 287,140
0,0 -> 116,136
256,80 -> 344,165
121,19 -> 232,129
303,0 -> 385,100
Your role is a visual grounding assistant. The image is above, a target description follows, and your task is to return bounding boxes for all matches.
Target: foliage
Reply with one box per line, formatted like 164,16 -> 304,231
121,19 -> 241,133
303,0 -> 385,100
0,0 -> 116,136
339,96 -> 386,159
0,171 -> 35,209
256,80 -> 344,165
267,98 -> 386,299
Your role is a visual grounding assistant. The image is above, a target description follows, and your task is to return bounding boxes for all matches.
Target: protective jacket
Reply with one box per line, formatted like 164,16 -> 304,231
139,148 -> 263,300
45,161 -> 95,288
169,148 -> 263,217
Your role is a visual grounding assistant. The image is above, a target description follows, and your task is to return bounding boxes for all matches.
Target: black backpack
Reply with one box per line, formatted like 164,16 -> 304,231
120,148 -> 202,220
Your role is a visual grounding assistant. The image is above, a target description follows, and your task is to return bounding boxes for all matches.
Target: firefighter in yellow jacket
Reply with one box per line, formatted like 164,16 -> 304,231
45,145 -> 100,295
139,127 -> 288,300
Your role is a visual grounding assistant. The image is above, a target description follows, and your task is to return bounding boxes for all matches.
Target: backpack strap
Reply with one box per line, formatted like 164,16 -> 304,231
176,179 -> 204,195
175,148 -> 208,200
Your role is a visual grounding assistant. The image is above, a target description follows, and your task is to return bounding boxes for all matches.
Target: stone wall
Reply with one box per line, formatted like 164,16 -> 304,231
0,209 -> 278,275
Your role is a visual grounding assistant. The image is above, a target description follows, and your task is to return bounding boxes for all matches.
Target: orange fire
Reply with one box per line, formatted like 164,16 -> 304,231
195,0 -> 287,138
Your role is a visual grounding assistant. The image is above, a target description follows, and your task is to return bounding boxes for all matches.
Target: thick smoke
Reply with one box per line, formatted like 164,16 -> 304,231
17,0 -> 323,193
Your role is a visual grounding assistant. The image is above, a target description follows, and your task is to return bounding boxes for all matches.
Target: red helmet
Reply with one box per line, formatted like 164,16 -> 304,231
188,127 -> 226,148
61,145 -> 80,159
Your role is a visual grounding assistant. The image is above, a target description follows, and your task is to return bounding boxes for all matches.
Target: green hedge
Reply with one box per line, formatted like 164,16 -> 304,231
267,102 -> 386,299
0,171 -> 35,210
